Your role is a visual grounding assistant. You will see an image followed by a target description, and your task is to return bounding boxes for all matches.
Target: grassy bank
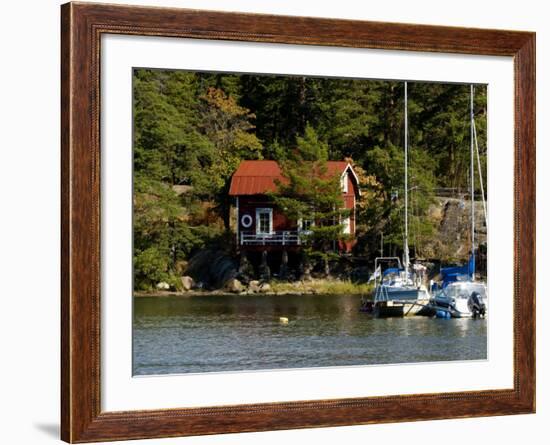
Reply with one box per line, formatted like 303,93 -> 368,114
269,279 -> 373,296
134,279 -> 374,297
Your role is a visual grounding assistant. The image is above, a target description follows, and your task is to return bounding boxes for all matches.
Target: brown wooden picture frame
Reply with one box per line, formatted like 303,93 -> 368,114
61,2 -> 536,442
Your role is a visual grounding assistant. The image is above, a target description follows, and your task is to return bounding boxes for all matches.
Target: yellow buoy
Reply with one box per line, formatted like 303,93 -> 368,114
279,317 -> 289,324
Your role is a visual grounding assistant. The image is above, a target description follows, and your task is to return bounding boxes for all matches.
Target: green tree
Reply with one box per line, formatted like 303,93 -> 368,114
199,87 -> 263,227
133,69 -> 215,186
270,125 -> 350,275
133,70 -> 228,289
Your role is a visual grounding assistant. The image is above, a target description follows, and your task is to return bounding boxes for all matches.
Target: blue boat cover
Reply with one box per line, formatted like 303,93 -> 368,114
441,253 -> 475,287
383,267 -> 403,276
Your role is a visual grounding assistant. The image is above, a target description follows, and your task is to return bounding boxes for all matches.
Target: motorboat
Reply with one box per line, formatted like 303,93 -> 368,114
430,279 -> 487,318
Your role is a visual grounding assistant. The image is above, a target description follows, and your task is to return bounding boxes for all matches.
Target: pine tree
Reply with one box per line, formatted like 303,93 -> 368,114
270,125 -> 350,275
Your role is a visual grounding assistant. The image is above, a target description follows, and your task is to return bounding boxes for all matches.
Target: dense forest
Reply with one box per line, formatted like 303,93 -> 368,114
133,68 -> 487,290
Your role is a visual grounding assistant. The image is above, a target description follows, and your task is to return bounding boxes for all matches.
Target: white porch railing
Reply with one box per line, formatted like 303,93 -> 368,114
240,231 -> 301,246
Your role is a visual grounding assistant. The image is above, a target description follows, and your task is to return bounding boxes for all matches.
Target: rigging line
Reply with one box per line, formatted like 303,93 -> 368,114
472,120 -> 488,226
469,84 -> 477,282
453,118 -> 469,195
412,187 -> 418,258
404,80 -> 409,275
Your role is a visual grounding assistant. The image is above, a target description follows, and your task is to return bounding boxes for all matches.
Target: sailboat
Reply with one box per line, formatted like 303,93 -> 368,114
370,81 -> 431,317
429,85 -> 488,319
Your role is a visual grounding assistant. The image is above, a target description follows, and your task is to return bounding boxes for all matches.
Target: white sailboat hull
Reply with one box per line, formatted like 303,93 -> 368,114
372,283 -> 432,317
376,286 -> 430,302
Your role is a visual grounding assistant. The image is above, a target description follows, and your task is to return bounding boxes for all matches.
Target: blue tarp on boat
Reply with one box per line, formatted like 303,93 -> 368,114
441,253 -> 475,287
383,267 -> 403,276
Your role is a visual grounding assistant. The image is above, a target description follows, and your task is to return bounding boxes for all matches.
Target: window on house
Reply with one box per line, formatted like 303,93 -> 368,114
341,171 -> 349,193
341,215 -> 351,234
301,219 -> 313,232
256,208 -> 273,234
298,215 -> 314,233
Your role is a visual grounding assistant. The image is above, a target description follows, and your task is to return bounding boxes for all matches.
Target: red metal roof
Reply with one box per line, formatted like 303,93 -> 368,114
229,160 -> 352,196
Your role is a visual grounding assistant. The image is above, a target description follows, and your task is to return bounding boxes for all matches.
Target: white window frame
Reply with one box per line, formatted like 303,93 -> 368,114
256,208 -> 273,235
297,217 -> 314,234
341,214 -> 351,234
341,170 -> 349,193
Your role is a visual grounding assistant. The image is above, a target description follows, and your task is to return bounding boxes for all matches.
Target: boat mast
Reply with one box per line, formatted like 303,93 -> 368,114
470,84 -> 476,281
473,115 -> 488,225
404,81 -> 410,280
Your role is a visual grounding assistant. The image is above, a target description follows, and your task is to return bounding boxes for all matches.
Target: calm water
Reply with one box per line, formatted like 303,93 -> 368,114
133,294 -> 487,375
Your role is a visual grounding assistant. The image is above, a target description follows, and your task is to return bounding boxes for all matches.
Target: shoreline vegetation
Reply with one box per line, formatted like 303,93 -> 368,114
134,278 -> 374,298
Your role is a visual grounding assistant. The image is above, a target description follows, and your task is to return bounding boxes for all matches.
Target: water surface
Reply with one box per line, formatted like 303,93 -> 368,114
133,293 -> 487,375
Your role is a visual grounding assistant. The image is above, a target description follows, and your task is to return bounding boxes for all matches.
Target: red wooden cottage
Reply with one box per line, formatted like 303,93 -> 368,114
229,160 -> 360,253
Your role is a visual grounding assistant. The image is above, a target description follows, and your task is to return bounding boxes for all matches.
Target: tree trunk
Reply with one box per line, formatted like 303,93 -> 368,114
260,250 -> 271,281
301,253 -> 312,281
279,250 -> 288,280
324,256 -> 330,277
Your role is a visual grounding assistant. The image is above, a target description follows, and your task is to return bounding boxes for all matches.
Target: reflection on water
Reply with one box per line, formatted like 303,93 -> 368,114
133,294 -> 487,375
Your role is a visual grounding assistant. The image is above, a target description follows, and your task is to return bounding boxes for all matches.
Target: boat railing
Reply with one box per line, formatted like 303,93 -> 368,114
374,284 -> 390,303
373,256 -> 403,289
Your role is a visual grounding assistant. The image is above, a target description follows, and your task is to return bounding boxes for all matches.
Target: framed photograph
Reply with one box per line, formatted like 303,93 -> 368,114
61,2 -> 535,442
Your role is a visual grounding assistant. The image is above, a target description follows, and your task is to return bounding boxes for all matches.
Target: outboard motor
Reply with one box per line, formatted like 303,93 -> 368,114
359,300 -> 374,313
467,292 -> 486,318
